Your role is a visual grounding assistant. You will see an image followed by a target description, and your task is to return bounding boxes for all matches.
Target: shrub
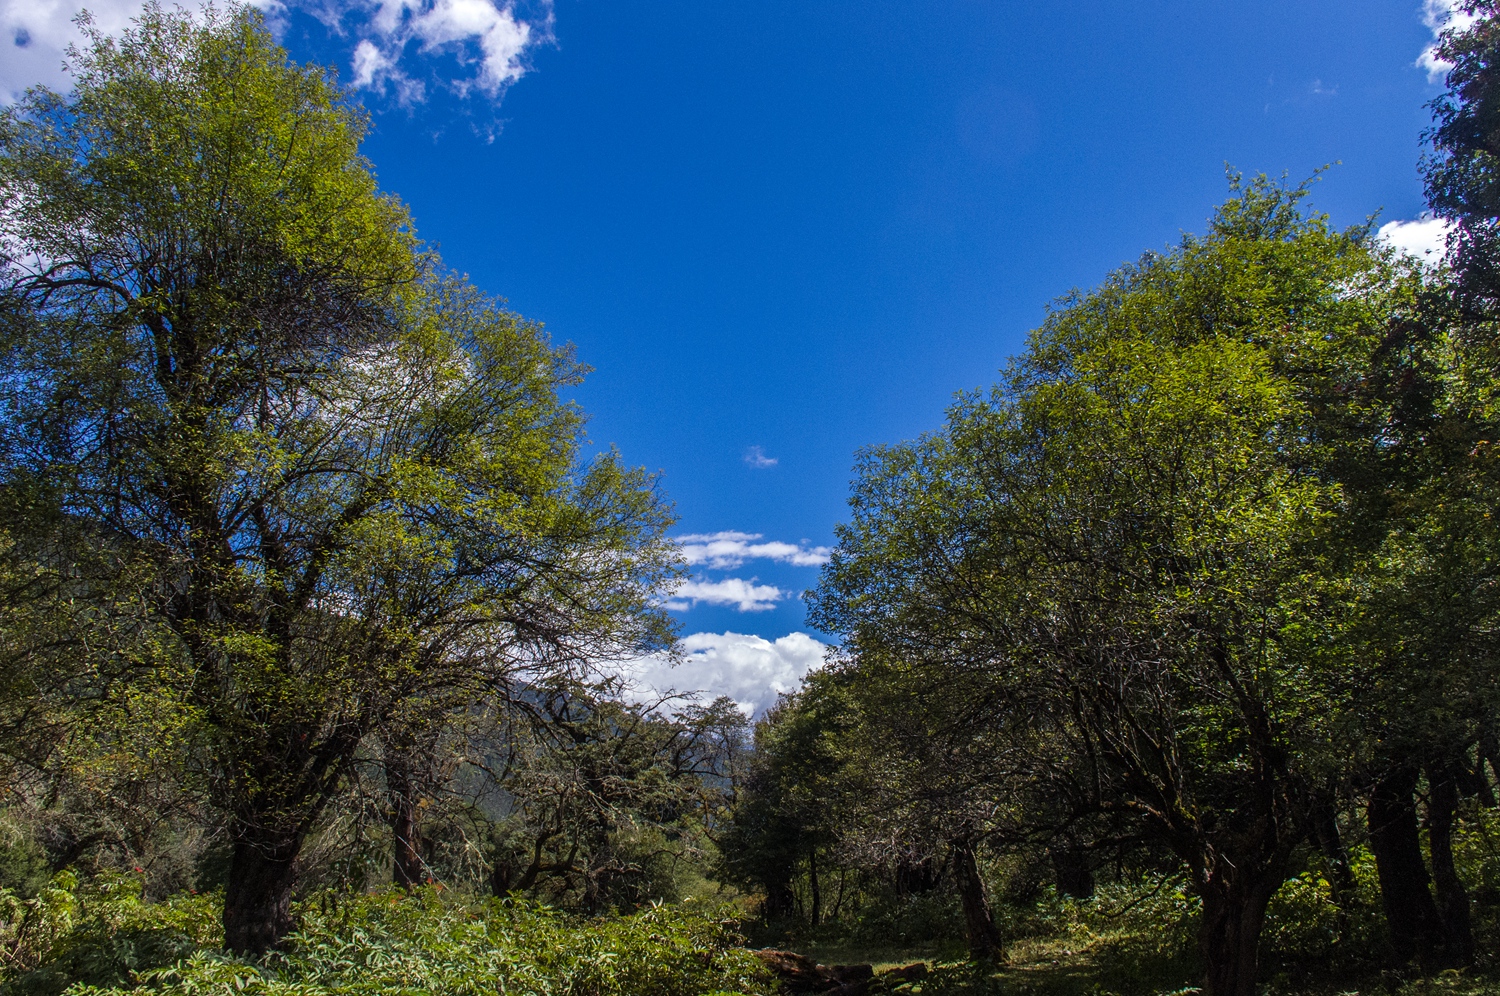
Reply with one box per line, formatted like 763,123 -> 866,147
0,872 -> 219,996
0,879 -> 773,996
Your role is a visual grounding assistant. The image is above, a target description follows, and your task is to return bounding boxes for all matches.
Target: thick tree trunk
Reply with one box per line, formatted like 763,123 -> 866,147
223,832 -> 301,955
1049,844 -> 1094,899
1426,766 -> 1475,967
1198,868 -> 1278,996
391,798 -> 424,888
1367,767 -> 1445,967
951,839 -> 1002,960
894,854 -> 940,896
763,879 -> 796,921
490,855 -> 515,896
386,751 -> 425,889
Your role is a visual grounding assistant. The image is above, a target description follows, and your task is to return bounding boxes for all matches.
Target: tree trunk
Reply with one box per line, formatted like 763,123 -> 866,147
951,839 -> 1001,960
223,831 -> 301,955
763,879 -> 796,921
1367,766 -> 1445,967
1050,844 -> 1094,899
1198,867 -> 1278,996
386,749 -> 425,889
894,854 -> 939,896
808,847 -> 821,927
391,797 -> 424,889
1426,765 -> 1475,967
490,855 -> 515,896
1311,790 -> 1356,909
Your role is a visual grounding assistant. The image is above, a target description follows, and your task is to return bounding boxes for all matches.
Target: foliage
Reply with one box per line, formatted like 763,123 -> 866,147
797,172 -> 1415,993
481,684 -> 743,912
0,2 -> 680,951
0,872 -> 219,996
0,878 -> 771,996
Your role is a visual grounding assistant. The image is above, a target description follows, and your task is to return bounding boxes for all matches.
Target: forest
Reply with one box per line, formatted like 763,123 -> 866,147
2,4 -> 1500,996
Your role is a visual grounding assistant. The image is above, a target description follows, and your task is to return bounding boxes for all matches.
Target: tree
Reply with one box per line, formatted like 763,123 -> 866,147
1350,4 -> 1500,962
1425,0 -> 1500,309
717,687 -> 854,931
809,176 -> 1407,996
483,682 -> 737,911
0,5 -> 680,952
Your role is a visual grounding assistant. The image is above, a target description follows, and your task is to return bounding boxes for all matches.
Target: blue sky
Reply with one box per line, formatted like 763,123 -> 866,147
3,0 -> 1458,712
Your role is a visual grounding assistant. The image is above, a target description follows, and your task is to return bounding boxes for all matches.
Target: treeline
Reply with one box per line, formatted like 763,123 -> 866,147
0,2 -> 755,963
719,7 -> 1500,996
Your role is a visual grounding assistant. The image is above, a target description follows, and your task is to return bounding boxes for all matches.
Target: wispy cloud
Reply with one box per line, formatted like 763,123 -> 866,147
0,0 -> 552,106
743,445 -> 778,468
621,631 -> 830,716
1379,214 -> 1452,263
666,577 -> 786,613
1418,0 -> 1480,82
676,531 -> 832,569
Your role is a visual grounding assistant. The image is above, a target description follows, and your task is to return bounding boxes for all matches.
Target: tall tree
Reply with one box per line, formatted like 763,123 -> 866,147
809,176 -> 1408,996
0,6 -> 679,952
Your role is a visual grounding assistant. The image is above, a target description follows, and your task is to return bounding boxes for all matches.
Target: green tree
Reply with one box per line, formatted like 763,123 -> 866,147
1425,0 -> 1500,308
717,687 -> 853,930
809,176 -> 1406,996
0,5 -> 679,952
1348,3 -> 1500,962
484,682 -> 737,911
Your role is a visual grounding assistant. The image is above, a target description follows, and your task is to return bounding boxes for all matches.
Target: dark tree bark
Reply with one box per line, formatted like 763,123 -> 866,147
763,879 -> 796,921
390,791 -> 424,889
950,838 -> 1002,960
490,855 -> 515,896
385,746 -> 426,889
1426,764 -> 1475,967
223,832 -> 302,956
893,854 -> 941,896
1198,861 -> 1281,996
808,847 -> 821,927
1049,844 -> 1094,899
1367,767 -> 1445,967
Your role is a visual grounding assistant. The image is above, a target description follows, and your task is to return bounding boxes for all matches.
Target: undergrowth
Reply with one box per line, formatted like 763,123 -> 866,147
0,873 -> 773,996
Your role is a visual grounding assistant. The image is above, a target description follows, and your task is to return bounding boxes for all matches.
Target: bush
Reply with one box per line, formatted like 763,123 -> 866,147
845,890 -> 965,948
0,872 -> 220,996
0,878 -> 773,996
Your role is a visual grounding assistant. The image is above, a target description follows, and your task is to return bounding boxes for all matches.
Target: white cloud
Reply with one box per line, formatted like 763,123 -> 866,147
0,0 -> 549,106
0,0 -> 173,102
667,577 -> 785,613
351,37 -> 395,87
743,445 -> 778,468
1418,0 -> 1481,82
676,531 -> 832,569
1379,214 -> 1452,262
622,631 -> 830,717
355,0 -> 547,99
